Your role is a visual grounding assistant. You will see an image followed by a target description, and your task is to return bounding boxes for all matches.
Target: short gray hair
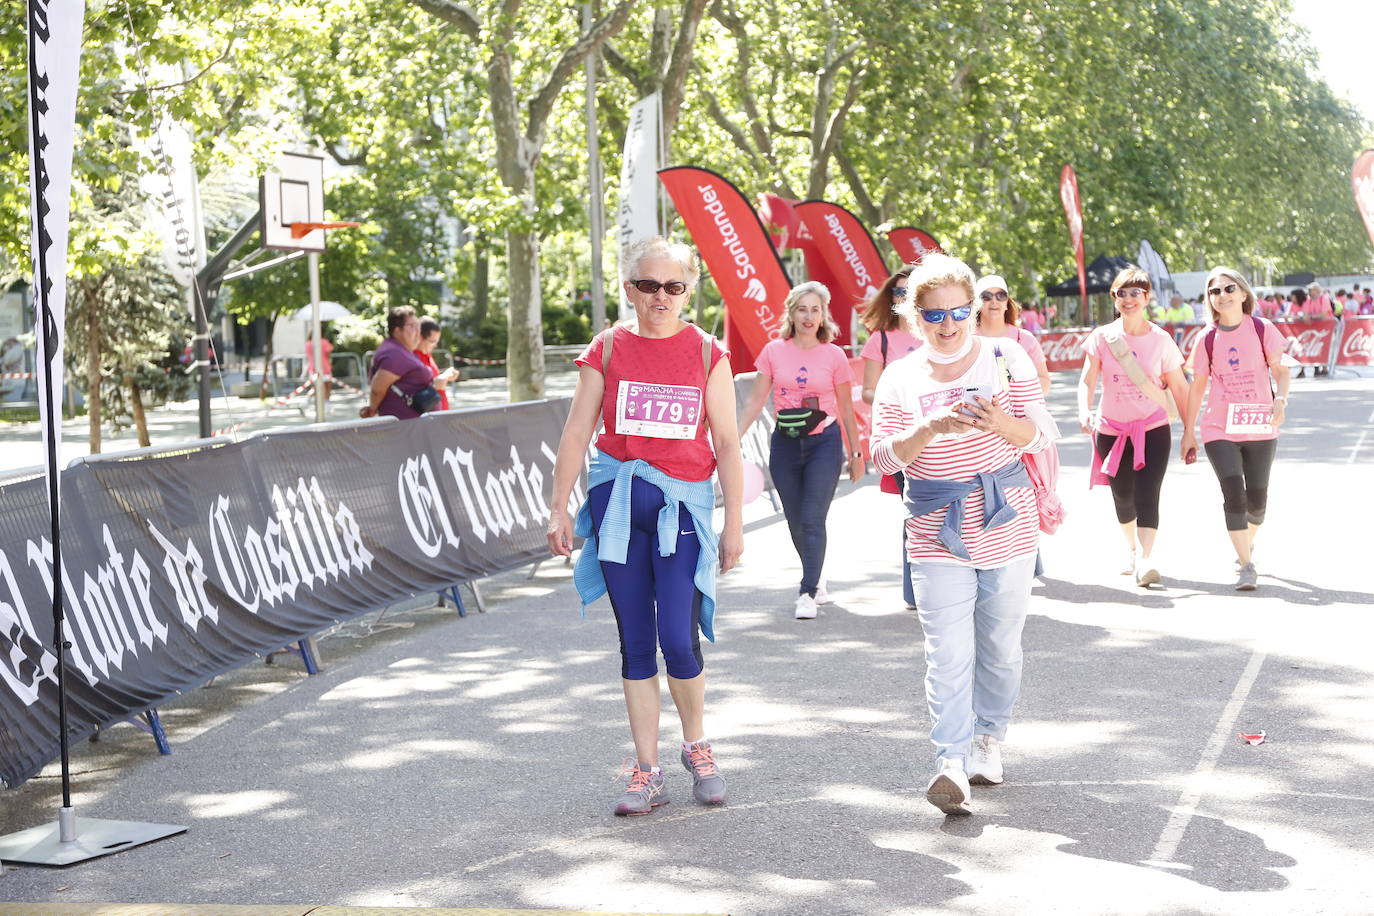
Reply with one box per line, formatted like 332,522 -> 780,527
620,236 -> 700,288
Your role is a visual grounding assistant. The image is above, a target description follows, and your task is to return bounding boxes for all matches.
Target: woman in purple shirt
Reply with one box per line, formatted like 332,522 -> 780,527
360,306 -> 432,419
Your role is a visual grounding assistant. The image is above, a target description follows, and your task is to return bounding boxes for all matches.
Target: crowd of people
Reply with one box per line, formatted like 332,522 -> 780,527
537,235 -> 1298,822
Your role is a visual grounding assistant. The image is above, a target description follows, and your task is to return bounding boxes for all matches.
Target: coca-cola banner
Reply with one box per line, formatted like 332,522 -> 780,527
794,201 -> 887,351
1036,320 -> 1369,372
1059,165 -> 1088,321
888,227 -> 943,265
1352,150 -> 1374,249
659,167 -> 792,372
0,401 -> 573,789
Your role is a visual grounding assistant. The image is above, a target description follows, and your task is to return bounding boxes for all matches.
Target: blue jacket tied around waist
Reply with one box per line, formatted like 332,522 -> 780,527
903,459 -> 1031,561
573,453 -> 720,641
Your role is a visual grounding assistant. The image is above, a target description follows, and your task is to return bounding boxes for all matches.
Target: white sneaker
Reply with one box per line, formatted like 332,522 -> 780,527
1135,555 -> 1160,587
925,758 -> 972,815
968,734 -> 1004,786
794,593 -> 818,619
814,579 -> 832,605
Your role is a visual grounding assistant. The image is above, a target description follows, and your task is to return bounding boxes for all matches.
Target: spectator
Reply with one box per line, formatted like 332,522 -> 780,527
360,306 -> 434,419
413,317 -> 459,411
305,327 -> 333,402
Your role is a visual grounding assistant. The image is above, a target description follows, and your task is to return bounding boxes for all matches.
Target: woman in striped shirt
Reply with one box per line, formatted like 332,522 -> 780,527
870,253 -> 1059,817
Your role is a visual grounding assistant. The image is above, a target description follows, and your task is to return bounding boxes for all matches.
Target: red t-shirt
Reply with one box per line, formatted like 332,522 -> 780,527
576,325 -> 728,482
413,349 -> 449,411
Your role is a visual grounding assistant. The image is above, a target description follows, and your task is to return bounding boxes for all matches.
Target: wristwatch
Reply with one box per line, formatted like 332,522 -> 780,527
1273,396 -> 1287,404
849,451 -> 864,459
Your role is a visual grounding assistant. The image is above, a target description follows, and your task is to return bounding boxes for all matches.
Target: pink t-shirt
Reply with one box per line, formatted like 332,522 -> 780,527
982,326 -> 1047,377
1189,317 -> 1285,444
1086,321 -> 1184,428
755,338 -> 852,435
1020,311 -> 1043,333
1305,294 -> 1332,319
859,328 -> 921,367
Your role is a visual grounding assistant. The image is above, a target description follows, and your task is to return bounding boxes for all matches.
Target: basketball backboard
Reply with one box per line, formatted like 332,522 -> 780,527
260,152 -> 325,252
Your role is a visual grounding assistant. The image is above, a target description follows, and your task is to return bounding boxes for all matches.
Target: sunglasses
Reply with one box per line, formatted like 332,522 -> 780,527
979,290 -> 1008,302
918,304 -> 974,323
629,278 -> 689,296
1207,283 -> 1239,297
1113,288 -> 1146,299
892,286 -> 908,299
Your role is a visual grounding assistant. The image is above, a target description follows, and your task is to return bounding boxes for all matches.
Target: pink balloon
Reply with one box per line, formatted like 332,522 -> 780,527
742,461 -> 765,504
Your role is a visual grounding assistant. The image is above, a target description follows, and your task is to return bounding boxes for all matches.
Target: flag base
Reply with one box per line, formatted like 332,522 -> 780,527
0,810 -> 186,866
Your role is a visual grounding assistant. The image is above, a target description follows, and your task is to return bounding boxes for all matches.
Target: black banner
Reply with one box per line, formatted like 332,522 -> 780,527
0,399 -> 574,788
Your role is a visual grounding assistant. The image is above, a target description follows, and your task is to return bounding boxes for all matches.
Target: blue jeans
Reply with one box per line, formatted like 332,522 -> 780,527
769,423 -> 844,597
908,555 -> 1036,765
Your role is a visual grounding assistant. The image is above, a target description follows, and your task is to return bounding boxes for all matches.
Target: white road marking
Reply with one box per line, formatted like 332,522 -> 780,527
1149,648 -> 1267,865
1348,406 -> 1374,464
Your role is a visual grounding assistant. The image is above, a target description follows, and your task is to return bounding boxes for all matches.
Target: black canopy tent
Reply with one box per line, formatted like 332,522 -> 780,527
1044,254 -> 1136,296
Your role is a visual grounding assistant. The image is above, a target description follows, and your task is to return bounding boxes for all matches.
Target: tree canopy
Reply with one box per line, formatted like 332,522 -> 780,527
3,0 -> 1370,406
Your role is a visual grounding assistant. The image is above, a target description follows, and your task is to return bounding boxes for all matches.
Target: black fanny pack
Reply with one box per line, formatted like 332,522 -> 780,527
775,407 -> 828,438
393,383 -> 442,414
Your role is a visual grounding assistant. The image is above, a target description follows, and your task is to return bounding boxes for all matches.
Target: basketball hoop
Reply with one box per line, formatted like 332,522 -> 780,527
290,220 -> 360,239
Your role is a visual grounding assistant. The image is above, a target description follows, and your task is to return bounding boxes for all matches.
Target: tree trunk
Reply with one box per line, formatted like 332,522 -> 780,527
86,296 -> 101,455
506,225 -> 544,402
128,375 -> 151,447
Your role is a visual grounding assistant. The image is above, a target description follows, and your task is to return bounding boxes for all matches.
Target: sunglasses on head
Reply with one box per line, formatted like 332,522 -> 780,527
918,304 -> 974,323
1207,283 -> 1239,297
1113,287 -> 1146,299
979,290 -> 1008,302
630,278 -> 689,296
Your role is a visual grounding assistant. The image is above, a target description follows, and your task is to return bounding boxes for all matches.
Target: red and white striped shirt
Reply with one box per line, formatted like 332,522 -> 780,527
871,338 -> 1049,568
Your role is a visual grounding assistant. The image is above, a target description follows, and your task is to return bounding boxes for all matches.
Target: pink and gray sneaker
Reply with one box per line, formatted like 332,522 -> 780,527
680,739 -> 727,805
614,765 -> 668,816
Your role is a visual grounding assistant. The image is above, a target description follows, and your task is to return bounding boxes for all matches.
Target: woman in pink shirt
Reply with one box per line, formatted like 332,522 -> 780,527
974,275 -> 1051,395
1076,267 -> 1188,587
1180,267 -> 1290,591
740,282 -> 864,619
859,266 -> 921,609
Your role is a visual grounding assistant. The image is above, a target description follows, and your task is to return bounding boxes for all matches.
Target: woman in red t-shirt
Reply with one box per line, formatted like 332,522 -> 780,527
546,237 -> 744,816
412,317 -> 458,411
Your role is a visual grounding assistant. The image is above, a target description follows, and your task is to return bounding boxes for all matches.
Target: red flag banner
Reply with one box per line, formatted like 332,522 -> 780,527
1059,165 -> 1088,322
888,227 -> 943,265
794,201 -> 888,350
1353,149 -> 1374,249
659,167 -> 792,372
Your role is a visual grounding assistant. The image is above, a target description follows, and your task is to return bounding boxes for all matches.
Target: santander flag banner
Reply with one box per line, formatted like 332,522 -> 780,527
659,167 -> 791,372
1353,149 -> 1374,249
28,0 -> 86,507
795,201 -> 886,304
794,201 -> 887,350
1059,165 -> 1088,322
888,227 -> 943,265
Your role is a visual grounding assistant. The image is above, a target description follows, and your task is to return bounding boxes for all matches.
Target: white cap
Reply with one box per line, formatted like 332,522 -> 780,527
975,274 -> 1009,298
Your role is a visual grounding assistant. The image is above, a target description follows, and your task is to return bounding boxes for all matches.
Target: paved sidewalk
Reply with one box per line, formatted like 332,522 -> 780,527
0,375 -> 1371,914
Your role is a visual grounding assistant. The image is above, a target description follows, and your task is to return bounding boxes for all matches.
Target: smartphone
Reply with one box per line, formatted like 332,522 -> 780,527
803,395 -> 820,409
958,386 -> 985,418
1184,447 -> 1197,465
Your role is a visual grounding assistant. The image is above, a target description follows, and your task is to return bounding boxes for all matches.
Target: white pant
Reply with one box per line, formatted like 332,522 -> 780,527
909,555 -> 1036,766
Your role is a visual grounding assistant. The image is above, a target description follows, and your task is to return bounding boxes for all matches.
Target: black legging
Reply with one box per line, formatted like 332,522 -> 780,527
1093,424 -> 1171,529
1203,439 -> 1277,531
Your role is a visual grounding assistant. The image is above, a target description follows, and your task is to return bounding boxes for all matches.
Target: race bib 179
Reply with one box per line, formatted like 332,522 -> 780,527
616,380 -> 703,439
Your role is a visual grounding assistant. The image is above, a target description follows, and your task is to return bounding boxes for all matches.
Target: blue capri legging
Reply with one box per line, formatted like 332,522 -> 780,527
589,477 -> 704,681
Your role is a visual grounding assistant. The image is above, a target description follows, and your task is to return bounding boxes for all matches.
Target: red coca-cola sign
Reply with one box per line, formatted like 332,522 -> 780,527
1040,329 -> 1091,372
1283,321 -> 1337,362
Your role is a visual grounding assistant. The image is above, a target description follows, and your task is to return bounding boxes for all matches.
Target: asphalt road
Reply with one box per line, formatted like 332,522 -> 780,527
1,372 -> 1371,915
